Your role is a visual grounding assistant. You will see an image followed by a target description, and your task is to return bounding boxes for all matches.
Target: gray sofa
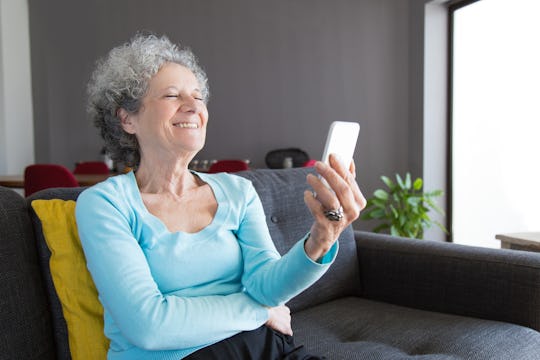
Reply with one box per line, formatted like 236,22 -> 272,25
1,167 -> 540,359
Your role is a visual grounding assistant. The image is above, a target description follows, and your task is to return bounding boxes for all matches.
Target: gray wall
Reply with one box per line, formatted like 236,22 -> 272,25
29,0 -> 424,230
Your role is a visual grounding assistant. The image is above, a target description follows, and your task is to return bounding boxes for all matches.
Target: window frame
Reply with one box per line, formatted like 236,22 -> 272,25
446,0 -> 481,242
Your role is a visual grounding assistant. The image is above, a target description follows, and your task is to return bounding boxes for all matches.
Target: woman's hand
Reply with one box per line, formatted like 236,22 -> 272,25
303,154 -> 366,261
265,305 -> 293,335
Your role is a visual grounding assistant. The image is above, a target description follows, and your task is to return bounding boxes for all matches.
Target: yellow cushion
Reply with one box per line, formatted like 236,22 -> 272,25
31,199 -> 109,360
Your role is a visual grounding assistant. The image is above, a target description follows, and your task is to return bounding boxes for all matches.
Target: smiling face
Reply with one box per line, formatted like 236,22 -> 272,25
119,62 -> 209,164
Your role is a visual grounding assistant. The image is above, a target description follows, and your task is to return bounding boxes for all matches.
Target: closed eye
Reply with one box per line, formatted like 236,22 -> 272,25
165,94 -> 203,101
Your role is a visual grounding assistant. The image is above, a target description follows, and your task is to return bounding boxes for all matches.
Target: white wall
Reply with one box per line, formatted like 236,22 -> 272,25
0,0 -> 34,174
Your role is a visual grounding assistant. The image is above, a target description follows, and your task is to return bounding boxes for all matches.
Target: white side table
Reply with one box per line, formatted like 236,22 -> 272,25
495,232 -> 540,253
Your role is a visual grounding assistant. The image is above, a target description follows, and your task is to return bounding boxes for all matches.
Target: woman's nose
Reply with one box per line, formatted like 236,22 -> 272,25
179,96 -> 198,113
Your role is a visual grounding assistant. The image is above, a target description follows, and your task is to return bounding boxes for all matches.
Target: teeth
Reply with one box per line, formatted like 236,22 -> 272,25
173,123 -> 198,128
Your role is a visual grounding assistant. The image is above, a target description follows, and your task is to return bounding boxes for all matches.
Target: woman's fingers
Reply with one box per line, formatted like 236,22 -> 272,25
306,173 -> 340,211
328,155 -> 366,211
342,159 -> 366,210
349,158 -> 356,179
346,159 -> 366,207
304,190 -> 326,222
311,155 -> 366,221
315,159 -> 357,218
265,305 -> 293,336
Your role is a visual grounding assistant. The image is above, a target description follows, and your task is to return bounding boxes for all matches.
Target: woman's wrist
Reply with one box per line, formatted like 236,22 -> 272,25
303,233 -> 330,262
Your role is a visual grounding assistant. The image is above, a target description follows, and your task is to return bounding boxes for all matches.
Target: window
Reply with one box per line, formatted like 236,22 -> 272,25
450,0 -> 540,248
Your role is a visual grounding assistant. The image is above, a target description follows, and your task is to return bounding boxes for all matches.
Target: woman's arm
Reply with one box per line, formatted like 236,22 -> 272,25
76,188 -> 268,351
236,182 -> 338,307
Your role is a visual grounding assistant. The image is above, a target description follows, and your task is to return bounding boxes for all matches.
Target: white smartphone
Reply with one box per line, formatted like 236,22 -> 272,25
321,121 -> 360,168
320,121 -> 360,188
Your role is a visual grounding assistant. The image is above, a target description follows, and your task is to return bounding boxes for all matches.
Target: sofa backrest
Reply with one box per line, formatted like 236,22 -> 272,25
0,186 -> 56,359
26,168 -> 361,357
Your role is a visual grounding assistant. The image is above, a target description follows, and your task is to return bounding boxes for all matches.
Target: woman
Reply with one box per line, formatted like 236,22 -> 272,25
76,34 -> 365,360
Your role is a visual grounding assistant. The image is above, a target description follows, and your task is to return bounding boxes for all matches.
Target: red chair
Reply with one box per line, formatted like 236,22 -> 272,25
73,161 -> 110,175
207,160 -> 249,174
302,159 -> 317,167
24,164 -> 79,197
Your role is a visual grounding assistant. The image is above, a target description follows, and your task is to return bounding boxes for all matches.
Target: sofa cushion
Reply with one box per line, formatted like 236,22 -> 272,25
28,187 -> 86,360
293,296 -> 540,359
0,187 -> 56,359
237,168 -> 361,312
31,199 -> 109,360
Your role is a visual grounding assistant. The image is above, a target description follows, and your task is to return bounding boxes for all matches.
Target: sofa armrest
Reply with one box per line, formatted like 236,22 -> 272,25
355,230 -> 540,331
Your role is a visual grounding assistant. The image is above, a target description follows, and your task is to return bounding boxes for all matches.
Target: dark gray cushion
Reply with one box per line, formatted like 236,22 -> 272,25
27,187 -> 86,360
237,168 -> 361,312
0,187 -> 56,359
293,297 -> 540,360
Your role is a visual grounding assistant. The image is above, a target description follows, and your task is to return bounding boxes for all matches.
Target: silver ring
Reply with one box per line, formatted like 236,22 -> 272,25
323,206 -> 344,221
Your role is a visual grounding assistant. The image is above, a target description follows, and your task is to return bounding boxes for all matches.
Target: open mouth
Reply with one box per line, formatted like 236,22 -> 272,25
173,122 -> 198,129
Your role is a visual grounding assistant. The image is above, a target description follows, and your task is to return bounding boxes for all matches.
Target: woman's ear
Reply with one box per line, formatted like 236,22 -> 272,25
118,108 -> 136,134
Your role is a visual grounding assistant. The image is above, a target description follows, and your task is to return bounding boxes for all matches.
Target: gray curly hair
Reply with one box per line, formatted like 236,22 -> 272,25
86,34 -> 209,168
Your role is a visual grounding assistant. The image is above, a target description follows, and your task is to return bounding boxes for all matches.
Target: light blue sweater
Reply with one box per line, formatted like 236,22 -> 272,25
75,171 -> 337,360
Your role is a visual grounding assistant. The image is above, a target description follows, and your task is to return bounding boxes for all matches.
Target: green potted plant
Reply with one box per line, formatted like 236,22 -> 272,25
361,172 -> 447,239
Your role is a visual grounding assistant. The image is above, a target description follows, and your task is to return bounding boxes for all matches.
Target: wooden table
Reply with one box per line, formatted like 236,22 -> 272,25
496,232 -> 540,253
0,173 -> 114,189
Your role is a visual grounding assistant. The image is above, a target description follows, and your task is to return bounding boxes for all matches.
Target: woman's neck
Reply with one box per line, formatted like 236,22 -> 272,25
134,157 -> 199,196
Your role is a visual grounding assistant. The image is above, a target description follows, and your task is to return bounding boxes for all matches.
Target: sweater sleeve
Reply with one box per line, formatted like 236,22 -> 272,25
237,181 -> 338,307
75,187 -> 268,351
